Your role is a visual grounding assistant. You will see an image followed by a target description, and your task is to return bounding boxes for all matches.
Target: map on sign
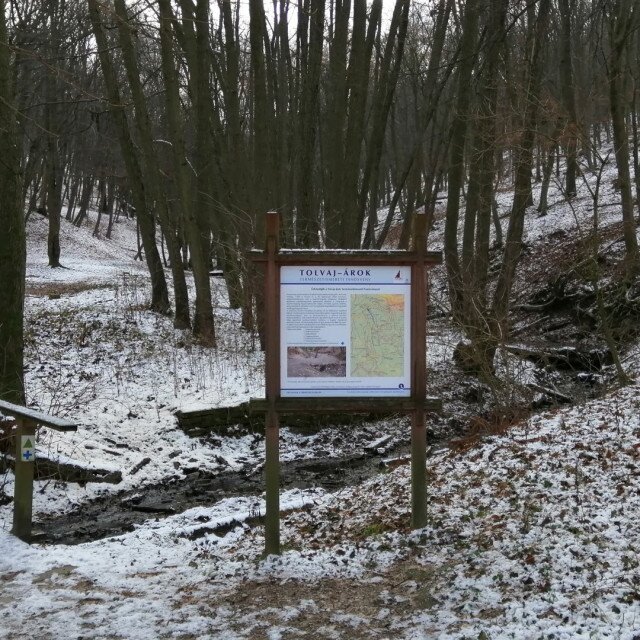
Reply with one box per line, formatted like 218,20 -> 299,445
280,265 -> 411,397
350,294 -> 405,377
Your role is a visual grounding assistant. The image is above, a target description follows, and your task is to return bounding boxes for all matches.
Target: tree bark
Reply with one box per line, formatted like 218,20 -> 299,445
0,0 -> 26,403
45,0 -> 62,267
73,175 -> 94,227
558,0 -> 578,198
113,0 -> 190,330
375,0 -> 452,249
444,0 -> 479,323
296,0 -> 325,247
188,0 -> 217,345
492,0 -> 552,330
88,0 -> 170,314
358,0 -> 411,248
323,0 -> 351,247
217,0 -> 249,308
606,0 -> 639,278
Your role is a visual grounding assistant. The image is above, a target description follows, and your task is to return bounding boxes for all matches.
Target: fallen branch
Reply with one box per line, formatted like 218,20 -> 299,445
527,382 -> 573,404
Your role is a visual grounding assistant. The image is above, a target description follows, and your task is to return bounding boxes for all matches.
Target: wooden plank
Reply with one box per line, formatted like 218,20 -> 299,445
0,399 -> 77,432
175,406 -> 380,434
249,397 -> 442,415
249,248 -> 442,265
174,403 -> 250,426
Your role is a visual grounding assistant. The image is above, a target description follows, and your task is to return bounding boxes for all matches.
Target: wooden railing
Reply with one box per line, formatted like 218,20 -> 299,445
0,399 -> 77,541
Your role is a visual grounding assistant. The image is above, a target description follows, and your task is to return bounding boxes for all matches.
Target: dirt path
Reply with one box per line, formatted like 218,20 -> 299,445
162,557 -> 445,639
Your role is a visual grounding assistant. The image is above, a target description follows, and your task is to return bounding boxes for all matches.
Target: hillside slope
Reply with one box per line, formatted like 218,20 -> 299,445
1,165 -> 640,638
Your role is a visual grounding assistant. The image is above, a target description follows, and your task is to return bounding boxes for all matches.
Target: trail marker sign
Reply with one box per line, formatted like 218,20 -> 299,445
0,399 -> 77,541
21,436 -> 35,462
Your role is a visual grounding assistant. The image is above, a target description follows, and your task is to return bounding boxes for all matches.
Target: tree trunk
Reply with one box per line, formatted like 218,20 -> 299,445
88,0 -> 170,314
65,176 -> 79,222
73,175 -> 93,227
537,142 -> 557,216
216,0 -> 250,308
357,0 -> 411,248
559,0 -> 578,198
188,0 -> 217,345
296,0 -> 325,247
375,0 -> 452,249
607,0 -> 639,278
447,0 -> 508,377
113,0 -> 190,329
632,99 -> 640,214
492,0 -> 552,332
0,0 -> 25,403
444,0 -> 479,323
46,159 -> 61,267
93,177 -> 106,237
323,0 -> 351,247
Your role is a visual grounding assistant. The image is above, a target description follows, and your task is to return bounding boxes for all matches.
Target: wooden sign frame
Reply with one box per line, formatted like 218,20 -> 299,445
250,212 -> 441,555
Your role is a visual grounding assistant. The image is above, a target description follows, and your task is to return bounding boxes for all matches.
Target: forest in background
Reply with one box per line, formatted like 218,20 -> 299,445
2,0 -> 640,398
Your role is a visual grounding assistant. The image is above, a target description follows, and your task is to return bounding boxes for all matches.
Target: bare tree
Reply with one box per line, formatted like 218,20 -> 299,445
0,0 -> 26,403
88,0 -> 171,314
112,0 -> 191,329
558,0 -> 579,198
603,0 -> 639,278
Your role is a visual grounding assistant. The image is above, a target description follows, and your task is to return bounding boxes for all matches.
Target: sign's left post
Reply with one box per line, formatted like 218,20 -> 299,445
12,418 -> 36,540
264,212 -> 281,555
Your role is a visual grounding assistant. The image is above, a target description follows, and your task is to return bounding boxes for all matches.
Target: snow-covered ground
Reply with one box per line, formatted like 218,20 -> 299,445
2,159 -> 640,638
2,380 -> 640,638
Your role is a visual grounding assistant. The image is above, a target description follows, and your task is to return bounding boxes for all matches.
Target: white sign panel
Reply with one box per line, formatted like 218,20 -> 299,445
280,265 -> 411,397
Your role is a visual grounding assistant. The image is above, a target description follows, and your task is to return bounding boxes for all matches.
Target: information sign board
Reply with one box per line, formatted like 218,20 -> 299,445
280,265 -> 411,397
249,211 -> 441,554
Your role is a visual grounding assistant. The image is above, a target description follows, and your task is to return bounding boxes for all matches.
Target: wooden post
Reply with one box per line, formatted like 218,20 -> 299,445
264,212 -> 281,555
411,211 -> 428,529
12,418 -> 36,541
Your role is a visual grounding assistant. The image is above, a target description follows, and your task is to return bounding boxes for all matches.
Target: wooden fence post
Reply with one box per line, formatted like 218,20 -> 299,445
411,211 -> 428,529
264,211 -> 281,555
12,418 -> 36,541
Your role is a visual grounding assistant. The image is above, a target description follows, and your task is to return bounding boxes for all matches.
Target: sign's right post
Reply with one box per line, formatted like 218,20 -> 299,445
410,211 -> 428,529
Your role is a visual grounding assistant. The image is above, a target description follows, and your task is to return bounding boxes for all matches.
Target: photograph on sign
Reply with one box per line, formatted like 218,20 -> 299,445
280,265 -> 411,397
287,346 -> 347,377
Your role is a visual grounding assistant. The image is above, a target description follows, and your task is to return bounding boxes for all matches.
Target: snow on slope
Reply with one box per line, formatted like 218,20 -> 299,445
2,213 -> 414,518
1,169 -> 640,638
1,379 -> 639,638
26,212 -> 147,285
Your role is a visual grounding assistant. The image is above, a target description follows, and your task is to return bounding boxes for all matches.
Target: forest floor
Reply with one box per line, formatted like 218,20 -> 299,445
2,151 -> 640,639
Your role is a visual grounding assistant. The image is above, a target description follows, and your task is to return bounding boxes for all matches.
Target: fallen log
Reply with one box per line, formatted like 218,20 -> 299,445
174,402 -> 401,436
527,382 -> 573,404
174,403 -> 255,436
506,344 -> 612,372
365,434 -> 394,453
130,457 -> 151,475
34,455 -> 122,484
6,453 -> 122,485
